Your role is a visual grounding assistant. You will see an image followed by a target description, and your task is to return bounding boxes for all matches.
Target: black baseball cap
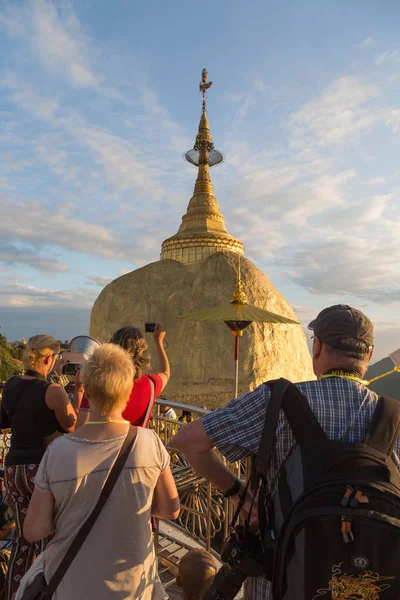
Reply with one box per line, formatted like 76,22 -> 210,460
308,304 -> 374,353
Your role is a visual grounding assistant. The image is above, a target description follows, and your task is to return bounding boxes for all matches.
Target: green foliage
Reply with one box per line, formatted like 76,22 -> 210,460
0,334 -> 22,382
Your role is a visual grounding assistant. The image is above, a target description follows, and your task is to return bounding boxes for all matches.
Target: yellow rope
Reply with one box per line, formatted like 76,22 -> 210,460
319,366 -> 400,386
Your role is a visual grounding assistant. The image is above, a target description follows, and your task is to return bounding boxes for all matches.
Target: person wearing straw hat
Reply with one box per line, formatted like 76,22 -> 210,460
172,305 -> 400,600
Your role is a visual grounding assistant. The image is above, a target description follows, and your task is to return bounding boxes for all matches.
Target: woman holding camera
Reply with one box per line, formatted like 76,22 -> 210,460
77,323 -> 170,427
0,335 -> 77,600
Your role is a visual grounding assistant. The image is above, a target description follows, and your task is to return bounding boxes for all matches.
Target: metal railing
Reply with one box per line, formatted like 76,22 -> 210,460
0,398 -> 245,569
151,399 -> 243,555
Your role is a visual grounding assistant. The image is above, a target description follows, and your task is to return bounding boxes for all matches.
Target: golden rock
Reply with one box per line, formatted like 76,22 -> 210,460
90,70 -> 314,408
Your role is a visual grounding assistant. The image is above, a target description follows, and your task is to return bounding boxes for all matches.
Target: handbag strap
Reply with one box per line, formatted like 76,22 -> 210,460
143,377 -> 156,427
45,426 -> 137,596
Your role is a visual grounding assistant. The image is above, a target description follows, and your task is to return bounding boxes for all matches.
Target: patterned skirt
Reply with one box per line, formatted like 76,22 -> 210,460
4,464 -> 51,600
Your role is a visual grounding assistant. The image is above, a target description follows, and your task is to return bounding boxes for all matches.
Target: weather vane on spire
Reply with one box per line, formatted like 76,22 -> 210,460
184,68 -> 223,168
199,68 -> 212,111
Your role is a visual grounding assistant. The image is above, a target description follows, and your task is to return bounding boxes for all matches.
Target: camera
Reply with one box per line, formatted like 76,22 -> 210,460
145,322 -> 156,333
62,363 -> 82,376
202,525 -> 264,600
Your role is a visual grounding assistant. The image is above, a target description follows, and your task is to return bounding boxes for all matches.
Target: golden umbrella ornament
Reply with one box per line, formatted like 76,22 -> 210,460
179,258 -> 299,398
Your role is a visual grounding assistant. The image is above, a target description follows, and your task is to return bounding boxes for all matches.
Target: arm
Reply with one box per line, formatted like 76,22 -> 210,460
151,466 -> 180,520
153,323 -> 170,392
73,370 -> 89,429
172,387 -> 270,522
46,385 -> 77,432
172,418 -> 238,493
23,488 -> 55,542
72,369 -> 84,413
172,419 -> 256,523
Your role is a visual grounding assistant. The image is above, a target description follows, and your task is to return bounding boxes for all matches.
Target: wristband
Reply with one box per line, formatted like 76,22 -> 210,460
223,478 -> 242,498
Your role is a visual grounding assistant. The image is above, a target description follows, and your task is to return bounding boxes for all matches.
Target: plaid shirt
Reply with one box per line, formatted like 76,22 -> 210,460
203,377 -> 400,600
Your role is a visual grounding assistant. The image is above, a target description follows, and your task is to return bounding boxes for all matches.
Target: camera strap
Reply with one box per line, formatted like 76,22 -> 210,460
256,379 -> 292,538
230,379 -> 292,534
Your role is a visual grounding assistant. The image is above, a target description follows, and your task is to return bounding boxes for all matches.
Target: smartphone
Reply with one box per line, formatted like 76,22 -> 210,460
145,322 -> 156,333
62,363 -> 82,376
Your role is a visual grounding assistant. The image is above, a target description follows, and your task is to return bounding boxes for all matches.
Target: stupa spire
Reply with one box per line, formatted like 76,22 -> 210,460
161,69 -> 244,265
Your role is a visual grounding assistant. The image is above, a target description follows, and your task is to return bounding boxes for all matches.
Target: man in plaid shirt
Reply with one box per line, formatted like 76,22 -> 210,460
172,305 -> 400,599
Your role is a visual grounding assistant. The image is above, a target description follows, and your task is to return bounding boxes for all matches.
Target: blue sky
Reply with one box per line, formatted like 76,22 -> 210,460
0,0 -> 400,361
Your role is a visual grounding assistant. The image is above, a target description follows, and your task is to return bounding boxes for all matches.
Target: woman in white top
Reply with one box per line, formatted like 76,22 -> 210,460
18,343 -> 179,600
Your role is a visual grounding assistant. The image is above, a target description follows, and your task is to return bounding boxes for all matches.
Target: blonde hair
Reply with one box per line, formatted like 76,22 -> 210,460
81,344 -> 135,416
23,335 -> 60,370
178,549 -> 217,600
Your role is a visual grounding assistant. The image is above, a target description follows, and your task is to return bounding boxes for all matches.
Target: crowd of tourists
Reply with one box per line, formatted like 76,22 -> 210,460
0,304 -> 399,600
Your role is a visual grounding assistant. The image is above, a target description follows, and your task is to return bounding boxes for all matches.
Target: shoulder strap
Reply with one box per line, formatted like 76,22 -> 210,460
143,377 -> 156,427
364,396 -> 400,455
280,383 -> 328,447
45,426 -> 137,596
255,378 -> 291,476
255,378 -> 328,477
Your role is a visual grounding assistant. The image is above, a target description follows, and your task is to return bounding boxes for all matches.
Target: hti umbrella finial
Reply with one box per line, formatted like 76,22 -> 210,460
231,255 -> 247,305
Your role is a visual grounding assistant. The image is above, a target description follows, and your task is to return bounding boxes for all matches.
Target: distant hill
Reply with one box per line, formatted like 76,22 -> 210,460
0,335 -> 22,382
365,356 -> 400,400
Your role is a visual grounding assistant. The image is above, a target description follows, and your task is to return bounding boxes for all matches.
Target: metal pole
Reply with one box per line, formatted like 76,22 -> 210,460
234,334 -> 239,399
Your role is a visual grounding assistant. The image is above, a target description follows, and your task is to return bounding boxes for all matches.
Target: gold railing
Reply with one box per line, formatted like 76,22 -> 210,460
151,399 -> 244,555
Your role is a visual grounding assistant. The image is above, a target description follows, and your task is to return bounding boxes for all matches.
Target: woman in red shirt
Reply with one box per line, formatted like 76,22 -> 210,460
76,323 -> 170,427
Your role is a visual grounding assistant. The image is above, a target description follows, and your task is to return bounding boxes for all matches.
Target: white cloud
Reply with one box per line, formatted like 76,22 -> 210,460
360,36 -> 374,47
288,76 -> 379,147
1,72 -> 59,121
375,50 -> 399,66
279,191 -> 400,304
367,176 -> 386,185
0,193 -> 133,262
0,0 -> 98,88
0,282 -> 96,309
0,243 -> 69,273
86,275 -> 113,287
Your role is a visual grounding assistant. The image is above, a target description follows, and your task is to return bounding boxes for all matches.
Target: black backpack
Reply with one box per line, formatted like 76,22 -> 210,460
255,378 -> 400,600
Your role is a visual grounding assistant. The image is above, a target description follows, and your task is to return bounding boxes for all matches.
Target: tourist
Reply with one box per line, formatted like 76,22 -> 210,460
172,305 -> 400,600
178,410 -> 193,423
176,548 -> 217,600
76,322 -> 170,427
18,343 -> 179,600
0,335 -> 77,600
160,404 -> 177,420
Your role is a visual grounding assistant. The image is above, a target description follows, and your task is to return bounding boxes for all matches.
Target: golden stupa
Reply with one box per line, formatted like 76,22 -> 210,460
90,70 -> 313,408
160,69 -> 244,264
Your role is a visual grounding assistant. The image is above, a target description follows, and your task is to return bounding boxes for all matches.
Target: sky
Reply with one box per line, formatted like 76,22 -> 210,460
0,0 -> 399,362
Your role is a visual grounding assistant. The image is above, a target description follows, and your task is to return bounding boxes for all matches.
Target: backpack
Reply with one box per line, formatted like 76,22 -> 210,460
255,378 -> 400,600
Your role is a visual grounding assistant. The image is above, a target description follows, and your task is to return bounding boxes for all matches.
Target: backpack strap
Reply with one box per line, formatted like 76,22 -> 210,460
280,383 -> 328,447
255,378 -> 291,476
255,379 -> 328,476
364,396 -> 400,456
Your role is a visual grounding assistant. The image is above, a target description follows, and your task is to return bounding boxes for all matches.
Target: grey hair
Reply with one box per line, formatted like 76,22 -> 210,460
324,341 -> 370,374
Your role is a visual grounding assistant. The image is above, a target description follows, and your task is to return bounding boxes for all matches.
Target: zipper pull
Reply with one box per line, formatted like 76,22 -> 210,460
341,485 -> 353,507
350,487 -> 362,507
341,516 -> 350,543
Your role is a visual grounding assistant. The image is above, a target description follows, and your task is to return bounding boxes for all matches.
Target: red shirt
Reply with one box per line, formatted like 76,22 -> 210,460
80,374 -> 163,427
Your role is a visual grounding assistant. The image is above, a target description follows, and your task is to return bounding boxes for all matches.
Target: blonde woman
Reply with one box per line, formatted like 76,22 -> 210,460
0,335 -> 77,600
19,344 -> 179,599
77,323 -> 170,427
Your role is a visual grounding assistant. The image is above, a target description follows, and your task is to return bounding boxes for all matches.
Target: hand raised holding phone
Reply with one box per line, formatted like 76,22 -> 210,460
153,322 -> 166,345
